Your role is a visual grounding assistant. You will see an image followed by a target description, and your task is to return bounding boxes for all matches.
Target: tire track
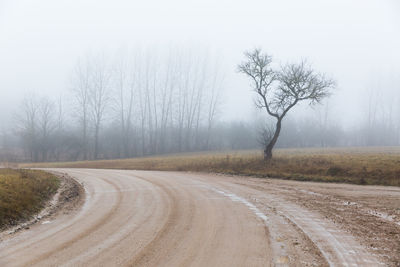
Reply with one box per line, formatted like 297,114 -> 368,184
127,174 -> 183,266
201,174 -> 385,267
26,174 -> 124,266
3,169 -> 388,266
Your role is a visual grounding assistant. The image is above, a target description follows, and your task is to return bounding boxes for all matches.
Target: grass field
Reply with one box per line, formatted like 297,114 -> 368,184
20,147 -> 400,187
0,169 -> 59,229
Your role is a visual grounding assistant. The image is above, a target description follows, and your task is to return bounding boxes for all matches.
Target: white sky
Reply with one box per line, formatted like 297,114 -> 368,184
0,0 -> 399,126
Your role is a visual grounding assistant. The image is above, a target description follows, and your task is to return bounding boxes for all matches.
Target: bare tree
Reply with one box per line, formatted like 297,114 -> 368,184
37,97 -> 55,161
205,59 -> 222,150
90,57 -> 111,159
315,100 -> 331,147
239,48 -> 335,160
71,59 -> 91,160
52,95 -> 66,161
16,95 -> 39,162
72,55 -> 111,160
258,124 -> 275,149
113,55 -> 135,157
158,54 -> 175,153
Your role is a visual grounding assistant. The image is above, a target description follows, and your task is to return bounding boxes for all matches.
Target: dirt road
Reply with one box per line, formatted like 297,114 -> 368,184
0,169 -> 399,266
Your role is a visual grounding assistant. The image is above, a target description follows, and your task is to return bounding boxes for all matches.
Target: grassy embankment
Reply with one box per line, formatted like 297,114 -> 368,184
21,147 -> 400,187
0,169 -> 59,229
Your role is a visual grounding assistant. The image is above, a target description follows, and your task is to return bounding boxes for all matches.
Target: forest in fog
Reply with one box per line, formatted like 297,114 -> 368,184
0,48 -> 399,163
1,1 -> 399,163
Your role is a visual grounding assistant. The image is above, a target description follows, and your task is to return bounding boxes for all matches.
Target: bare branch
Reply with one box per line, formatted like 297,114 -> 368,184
238,49 -> 279,119
239,49 -> 335,160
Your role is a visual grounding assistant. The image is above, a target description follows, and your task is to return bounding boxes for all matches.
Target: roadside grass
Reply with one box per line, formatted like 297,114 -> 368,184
0,169 -> 59,229
20,147 -> 400,187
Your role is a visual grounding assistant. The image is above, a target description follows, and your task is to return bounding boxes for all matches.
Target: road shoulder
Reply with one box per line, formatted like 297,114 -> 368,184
0,171 -> 84,238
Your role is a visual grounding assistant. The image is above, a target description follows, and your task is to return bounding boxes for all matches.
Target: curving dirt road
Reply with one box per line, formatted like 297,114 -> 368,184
0,169 -> 399,266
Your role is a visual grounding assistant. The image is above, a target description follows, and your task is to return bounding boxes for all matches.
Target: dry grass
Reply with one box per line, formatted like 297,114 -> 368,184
21,147 -> 400,187
0,169 -> 59,229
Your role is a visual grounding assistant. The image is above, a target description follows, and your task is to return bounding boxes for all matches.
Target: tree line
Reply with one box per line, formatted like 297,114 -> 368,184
9,49 -> 222,162
0,48 -> 399,163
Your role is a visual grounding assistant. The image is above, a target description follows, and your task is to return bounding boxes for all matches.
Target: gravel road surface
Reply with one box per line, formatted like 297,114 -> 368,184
1,169 -> 399,266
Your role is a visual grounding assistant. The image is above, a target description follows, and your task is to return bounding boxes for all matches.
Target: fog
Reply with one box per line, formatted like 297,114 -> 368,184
0,0 -> 399,161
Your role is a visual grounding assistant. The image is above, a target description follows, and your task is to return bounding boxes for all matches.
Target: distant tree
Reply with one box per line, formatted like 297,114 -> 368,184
71,58 -> 91,160
71,55 -> 111,160
36,97 -> 56,161
17,95 -> 39,162
238,48 -> 335,160
89,57 -> 111,159
53,96 -> 66,161
113,55 -> 135,158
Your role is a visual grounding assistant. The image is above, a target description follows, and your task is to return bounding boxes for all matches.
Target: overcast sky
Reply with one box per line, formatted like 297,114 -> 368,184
1,0 -> 399,127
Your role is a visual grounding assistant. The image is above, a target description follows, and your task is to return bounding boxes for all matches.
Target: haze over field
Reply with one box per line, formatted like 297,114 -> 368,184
1,0 -> 399,123
0,0 -> 399,162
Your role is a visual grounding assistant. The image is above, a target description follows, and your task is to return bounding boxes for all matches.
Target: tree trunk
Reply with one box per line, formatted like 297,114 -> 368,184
264,148 -> 272,161
264,118 -> 282,161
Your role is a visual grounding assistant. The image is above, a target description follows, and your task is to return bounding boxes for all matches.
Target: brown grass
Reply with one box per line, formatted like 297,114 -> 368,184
0,169 -> 60,229
20,147 -> 400,187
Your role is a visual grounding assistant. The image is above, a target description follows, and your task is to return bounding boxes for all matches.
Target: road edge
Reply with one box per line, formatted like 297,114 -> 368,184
0,171 -> 85,237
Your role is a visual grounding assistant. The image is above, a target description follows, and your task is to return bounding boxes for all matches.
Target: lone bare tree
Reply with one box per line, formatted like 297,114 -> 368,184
239,49 -> 335,160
